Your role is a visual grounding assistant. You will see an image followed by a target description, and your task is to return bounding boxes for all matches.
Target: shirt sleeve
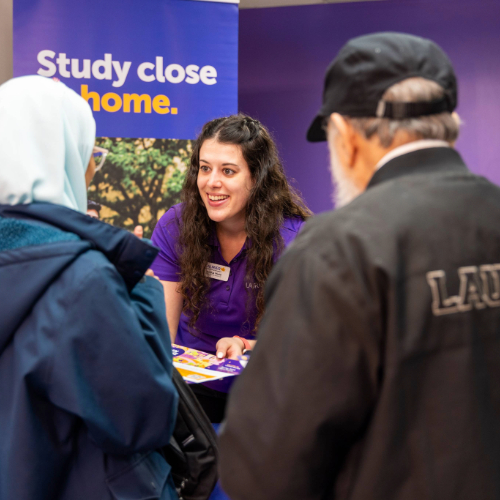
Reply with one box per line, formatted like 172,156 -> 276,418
280,216 -> 306,248
151,206 -> 182,282
39,256 -> 179,456
219,222 -> 382,500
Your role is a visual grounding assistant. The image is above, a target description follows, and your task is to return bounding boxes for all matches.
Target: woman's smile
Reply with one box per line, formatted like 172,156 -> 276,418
207,193 -> 230,205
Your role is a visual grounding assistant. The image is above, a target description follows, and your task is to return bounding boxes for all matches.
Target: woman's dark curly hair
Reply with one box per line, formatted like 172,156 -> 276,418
179,114 -> 311,333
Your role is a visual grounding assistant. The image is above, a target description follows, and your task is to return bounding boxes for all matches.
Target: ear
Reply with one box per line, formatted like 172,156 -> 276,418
447,112 -> 462,147
85,154 -> 96,189
330,113 -> 357,169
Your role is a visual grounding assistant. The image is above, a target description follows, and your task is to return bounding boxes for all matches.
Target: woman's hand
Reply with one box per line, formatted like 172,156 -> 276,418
216,337 -> 245,360
216,337 -> 257,360
145,269 -> 157,279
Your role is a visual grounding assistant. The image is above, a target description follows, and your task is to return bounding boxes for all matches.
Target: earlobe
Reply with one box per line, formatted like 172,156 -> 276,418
451,111 -> 461,127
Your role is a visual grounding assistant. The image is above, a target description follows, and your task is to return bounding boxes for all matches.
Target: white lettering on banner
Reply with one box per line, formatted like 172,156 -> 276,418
155,57 -> 166,83
37,50 -> 57,76
426,264 -> 500,316
112,61 -> 132,88
72,58 -> 91,79
200,65 -> 217,85
91,54 -> 113,81
137,62 -> 156,83
165,64 -> 186,84
36,50 -> 218,87
56,53 -> 71,78
185,65 -> 200,84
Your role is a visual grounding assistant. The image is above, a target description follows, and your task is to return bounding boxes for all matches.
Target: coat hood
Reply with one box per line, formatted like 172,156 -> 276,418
0,203 -> 158,356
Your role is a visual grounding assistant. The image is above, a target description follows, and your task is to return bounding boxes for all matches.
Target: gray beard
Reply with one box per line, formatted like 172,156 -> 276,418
328,145 -> 362,208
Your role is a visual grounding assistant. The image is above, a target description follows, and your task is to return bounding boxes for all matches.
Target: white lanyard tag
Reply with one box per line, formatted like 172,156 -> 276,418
205,262 -> 230,282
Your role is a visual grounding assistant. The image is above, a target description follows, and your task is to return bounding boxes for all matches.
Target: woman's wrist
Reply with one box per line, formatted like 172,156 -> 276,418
233,336 -> 251,352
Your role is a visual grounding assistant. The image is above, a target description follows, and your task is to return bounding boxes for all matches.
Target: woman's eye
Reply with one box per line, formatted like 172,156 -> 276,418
200,165 -> 210,172
223,168 -> 235,175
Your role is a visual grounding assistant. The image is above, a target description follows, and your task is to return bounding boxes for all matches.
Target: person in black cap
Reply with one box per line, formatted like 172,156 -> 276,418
219,32 -> 500,500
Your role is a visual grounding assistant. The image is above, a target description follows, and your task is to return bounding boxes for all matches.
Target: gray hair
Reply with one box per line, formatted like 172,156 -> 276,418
345,77 -> 460,148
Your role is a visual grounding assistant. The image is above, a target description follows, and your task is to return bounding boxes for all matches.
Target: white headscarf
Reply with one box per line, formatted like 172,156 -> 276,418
0,75 -> 96,213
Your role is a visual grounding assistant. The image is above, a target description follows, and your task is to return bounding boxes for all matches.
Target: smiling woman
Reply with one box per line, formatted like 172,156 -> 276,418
197,138 -> 255,263
151,114 -> 312,422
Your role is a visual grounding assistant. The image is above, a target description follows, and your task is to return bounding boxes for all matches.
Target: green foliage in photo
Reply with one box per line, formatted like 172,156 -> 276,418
89,137 -> 192,238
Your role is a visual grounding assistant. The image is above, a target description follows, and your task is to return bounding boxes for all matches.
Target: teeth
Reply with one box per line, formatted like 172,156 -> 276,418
209,195 -> 229,201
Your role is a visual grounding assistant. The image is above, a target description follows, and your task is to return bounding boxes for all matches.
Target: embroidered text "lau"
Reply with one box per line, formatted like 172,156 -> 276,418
426,264 -> 500,316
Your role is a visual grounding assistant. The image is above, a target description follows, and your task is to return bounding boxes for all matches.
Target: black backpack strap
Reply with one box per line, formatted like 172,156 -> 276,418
163,369 -> 219,500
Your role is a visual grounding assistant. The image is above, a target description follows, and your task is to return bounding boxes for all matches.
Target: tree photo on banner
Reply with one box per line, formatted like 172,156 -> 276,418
14,0 -> 238,234
89,137 -> 192,237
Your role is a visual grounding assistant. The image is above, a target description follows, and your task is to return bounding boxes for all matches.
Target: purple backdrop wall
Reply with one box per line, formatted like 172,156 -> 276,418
239,0 -> 500,213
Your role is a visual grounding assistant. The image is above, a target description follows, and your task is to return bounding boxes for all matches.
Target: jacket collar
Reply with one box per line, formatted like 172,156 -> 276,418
0,202 -> 158,291
367,147 -> 469,190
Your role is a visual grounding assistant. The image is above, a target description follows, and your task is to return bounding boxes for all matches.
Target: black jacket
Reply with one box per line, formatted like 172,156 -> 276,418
219,147 -> 500,500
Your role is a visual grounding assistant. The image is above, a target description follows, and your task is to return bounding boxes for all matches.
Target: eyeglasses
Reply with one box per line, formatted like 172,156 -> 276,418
93,146 -> 109,172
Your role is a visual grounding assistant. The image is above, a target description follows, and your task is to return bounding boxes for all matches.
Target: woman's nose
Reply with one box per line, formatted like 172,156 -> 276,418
208,170 -> 222,188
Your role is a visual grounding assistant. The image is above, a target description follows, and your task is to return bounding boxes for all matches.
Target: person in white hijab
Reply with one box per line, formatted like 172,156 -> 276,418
0,76 -> 179,500
0,75 -> 96,212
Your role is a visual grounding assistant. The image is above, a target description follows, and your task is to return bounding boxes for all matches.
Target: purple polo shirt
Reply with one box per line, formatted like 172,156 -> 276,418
151,203 -> 305,354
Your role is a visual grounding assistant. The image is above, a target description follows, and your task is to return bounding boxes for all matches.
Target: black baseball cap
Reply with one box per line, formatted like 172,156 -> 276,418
307,32 -> 458,142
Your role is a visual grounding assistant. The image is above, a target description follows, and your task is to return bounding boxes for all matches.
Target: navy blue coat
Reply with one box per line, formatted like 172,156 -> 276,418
0,203 -> 179,500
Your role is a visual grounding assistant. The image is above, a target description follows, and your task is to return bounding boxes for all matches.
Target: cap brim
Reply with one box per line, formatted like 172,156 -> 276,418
307,114 -> 327,142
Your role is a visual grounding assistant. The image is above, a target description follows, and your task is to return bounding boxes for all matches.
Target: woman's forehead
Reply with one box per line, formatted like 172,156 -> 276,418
200,139 -> 246,166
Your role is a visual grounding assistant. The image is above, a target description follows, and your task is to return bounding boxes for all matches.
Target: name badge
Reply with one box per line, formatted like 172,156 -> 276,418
205,262 -> 230,282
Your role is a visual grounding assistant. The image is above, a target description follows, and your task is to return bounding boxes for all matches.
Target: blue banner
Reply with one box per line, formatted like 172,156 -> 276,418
14,0 -> 238,140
